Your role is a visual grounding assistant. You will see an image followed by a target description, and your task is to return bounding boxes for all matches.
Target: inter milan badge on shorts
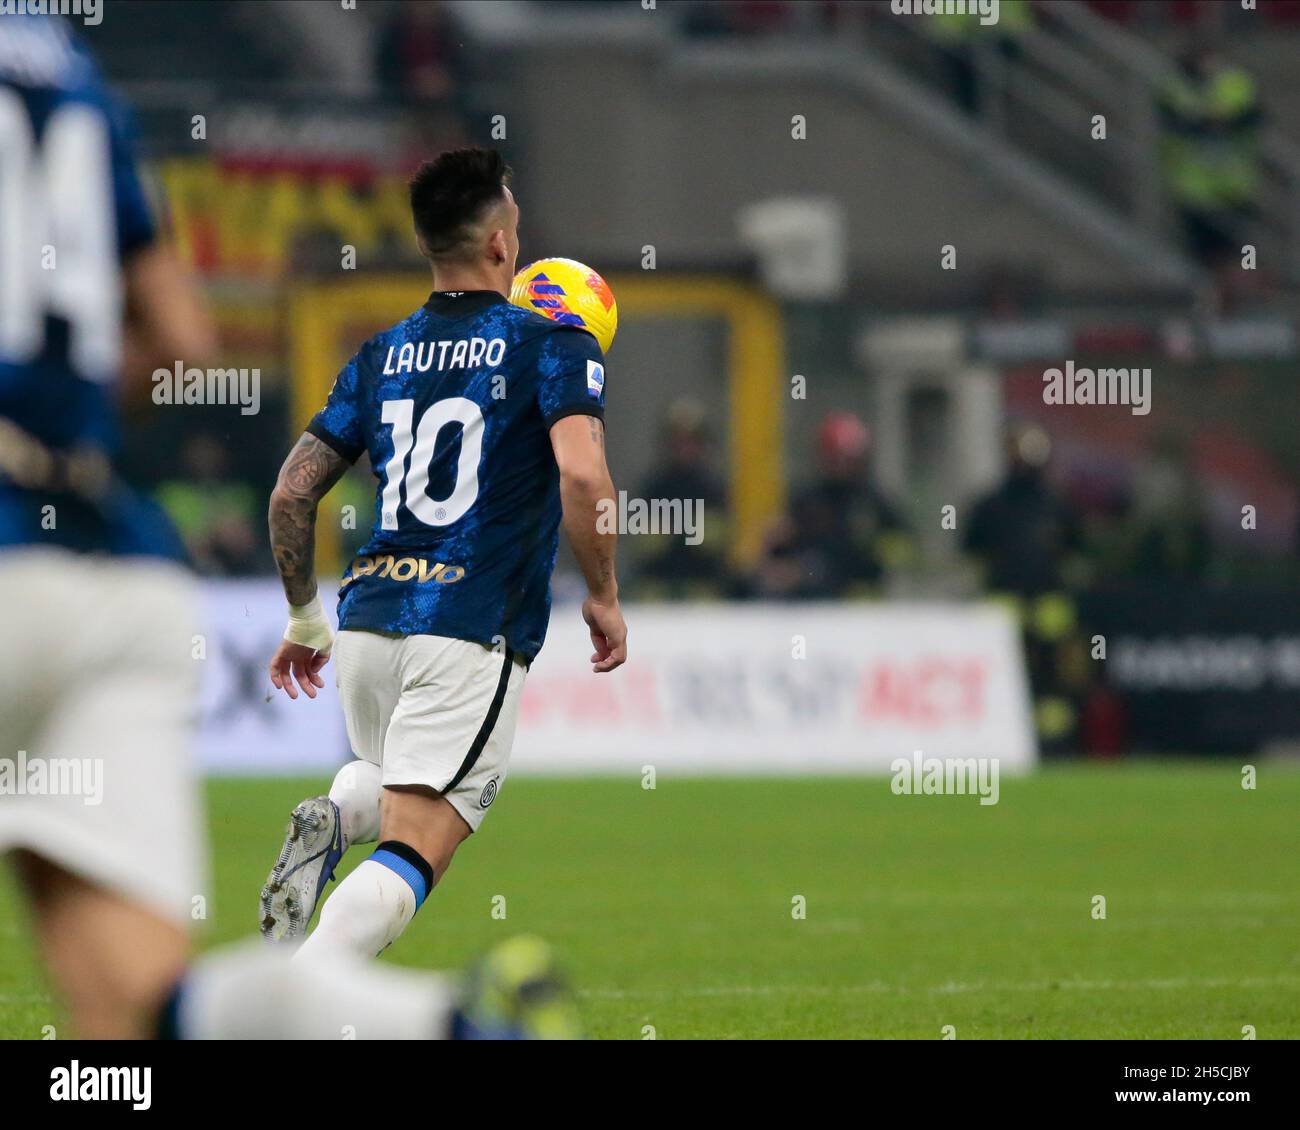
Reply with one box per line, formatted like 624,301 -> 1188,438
480,776 -> 500,809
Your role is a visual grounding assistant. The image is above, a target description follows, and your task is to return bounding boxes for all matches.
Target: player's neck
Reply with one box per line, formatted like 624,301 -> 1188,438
429,266 -> 508,298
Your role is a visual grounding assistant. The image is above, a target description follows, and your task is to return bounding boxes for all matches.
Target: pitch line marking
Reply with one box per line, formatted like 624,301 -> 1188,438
578,974 -> 1300,1000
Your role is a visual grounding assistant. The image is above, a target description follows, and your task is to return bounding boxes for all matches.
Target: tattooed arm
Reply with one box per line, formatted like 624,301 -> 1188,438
267,433 -> 352,699
269,433 -> 352,606
550,413 -> 626,673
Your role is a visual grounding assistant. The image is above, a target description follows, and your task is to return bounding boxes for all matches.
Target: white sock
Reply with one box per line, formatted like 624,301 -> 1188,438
173,940 -> 456,1039
295,853 -> 425,961
329,760 -> 382,850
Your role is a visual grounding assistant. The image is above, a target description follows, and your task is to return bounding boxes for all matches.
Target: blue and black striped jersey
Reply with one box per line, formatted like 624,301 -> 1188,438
309,289 -> 606,661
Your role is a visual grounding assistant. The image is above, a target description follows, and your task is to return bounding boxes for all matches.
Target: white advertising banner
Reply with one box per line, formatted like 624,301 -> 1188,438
513,602 -> 1037,774
197,584 -> 1035,776
197,581 -> 348,774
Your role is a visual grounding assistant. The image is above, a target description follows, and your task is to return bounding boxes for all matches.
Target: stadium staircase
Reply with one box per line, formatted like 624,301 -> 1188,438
875,1 -> 1300,292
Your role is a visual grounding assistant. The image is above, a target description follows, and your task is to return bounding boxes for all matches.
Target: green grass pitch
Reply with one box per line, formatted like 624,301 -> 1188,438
2,763 -> 1297,1039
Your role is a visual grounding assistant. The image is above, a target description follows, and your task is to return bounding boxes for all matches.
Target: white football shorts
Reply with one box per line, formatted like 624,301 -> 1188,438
0,548 -> 206,927
332,629 -> 527,832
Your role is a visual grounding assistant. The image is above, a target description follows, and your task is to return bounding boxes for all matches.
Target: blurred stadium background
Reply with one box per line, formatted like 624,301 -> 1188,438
6,0 -> 1299,1038
83,0 -> 1300,764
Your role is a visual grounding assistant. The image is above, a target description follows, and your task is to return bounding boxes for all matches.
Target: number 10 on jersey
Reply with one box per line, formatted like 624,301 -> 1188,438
380,397 -> 484,529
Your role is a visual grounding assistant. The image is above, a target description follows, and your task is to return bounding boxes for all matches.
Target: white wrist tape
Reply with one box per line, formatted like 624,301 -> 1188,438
284,595 -> 334,654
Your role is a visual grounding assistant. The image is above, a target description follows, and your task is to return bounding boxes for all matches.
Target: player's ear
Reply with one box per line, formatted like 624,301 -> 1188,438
487,227 -> 508,265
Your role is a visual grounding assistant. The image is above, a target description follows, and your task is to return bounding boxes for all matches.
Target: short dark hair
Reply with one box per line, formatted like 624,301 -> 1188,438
408,148 -> 511,260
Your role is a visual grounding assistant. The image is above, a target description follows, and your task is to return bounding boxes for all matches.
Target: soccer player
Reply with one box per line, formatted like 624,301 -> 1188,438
0,14 -> 572,1041
0,10 -> 216,1039
260,147 -> 627,960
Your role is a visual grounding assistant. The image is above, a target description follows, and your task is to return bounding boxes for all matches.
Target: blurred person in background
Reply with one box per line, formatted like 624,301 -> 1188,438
335,457 -> 380,562
964,424 -> 1081,597
751,411 -> 910,600
964,425 -> 1089,754
380,1 -> 472,171
633,397 -> 731,599
1158,46 -> 1263,284
923,0 -> 1034,117
156,432 -> 263,575
681,0 -> 797,38
1120,433 -> 1213,582
376,0 -> 466,108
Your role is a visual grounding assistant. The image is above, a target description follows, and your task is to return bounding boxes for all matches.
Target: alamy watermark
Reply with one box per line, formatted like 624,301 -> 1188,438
891,0 -> 999,27
1,751 -> 103,806
0,0 -> 101,25
1042,360 -> 1151,416
597,492 -> 704,545
890,751 -> 1000,805
50,1061 -> 150,1110
152,363 -> 261,416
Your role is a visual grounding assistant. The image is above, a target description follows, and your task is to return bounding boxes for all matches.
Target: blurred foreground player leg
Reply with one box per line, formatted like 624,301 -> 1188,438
3,555 -> 200,1038
170,934 -> 580,1041
261,149 -> 627,960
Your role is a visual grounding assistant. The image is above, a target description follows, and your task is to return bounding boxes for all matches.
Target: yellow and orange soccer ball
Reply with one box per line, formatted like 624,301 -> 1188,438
509,257 -> 618,354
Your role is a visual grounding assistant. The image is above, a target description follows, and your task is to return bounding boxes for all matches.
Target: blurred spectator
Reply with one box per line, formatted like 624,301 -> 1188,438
1121,437 -> 1213,581
964,425 -> 1081,596
682,1 -> 799,38
751,411 -> 911,600
336,459 -> 379,563
633,398 -> 731,598
965,426 -> 1089,754
156,434 -> 263,576
376,1 -> 466,107
380,2 -> 471,169
1158,47 -> 1263,274
923,0 -> 1034,117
